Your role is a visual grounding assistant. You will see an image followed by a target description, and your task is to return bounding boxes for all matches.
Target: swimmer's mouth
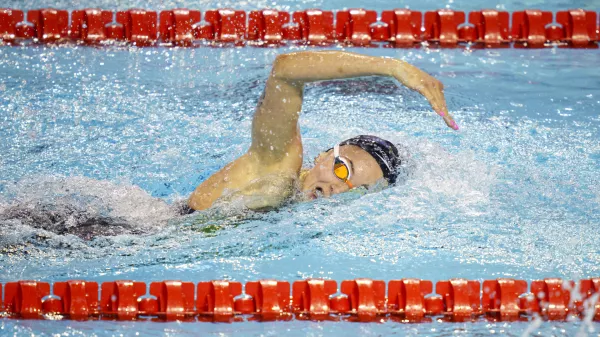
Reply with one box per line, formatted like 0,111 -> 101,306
305,189 -> 323,200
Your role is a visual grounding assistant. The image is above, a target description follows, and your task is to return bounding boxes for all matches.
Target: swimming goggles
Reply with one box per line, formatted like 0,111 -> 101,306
333,144 -> 353,189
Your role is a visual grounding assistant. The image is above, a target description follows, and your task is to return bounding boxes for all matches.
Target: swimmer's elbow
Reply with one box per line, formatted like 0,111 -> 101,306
271,54 -> 291,80
271,53 -> 302,82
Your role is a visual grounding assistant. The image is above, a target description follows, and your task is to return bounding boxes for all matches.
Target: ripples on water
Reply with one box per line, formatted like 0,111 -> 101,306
1,31 -> 600,337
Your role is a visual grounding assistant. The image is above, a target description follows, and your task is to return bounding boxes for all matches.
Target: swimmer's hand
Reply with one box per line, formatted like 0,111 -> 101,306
394,62 -> 459,131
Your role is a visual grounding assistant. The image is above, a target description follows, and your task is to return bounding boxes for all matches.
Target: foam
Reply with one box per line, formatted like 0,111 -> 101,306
0,175 -> 179,243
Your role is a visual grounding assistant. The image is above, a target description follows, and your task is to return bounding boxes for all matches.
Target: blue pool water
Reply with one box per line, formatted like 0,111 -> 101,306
1,0 -> 600,336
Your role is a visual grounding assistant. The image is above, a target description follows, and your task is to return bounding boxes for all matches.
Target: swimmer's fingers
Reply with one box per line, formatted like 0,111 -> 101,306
431,87 -> 459,131
418,78 -> 459,131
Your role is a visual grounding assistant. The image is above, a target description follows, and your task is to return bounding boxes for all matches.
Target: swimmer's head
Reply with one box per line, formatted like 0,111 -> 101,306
301,135 -> 404,199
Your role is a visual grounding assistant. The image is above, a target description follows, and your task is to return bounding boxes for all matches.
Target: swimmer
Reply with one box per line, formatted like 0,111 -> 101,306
187,51 -> 457,212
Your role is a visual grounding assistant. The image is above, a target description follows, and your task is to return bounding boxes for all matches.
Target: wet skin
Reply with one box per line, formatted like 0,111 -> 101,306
187,51 -> 456,211
301,145 -> 384,199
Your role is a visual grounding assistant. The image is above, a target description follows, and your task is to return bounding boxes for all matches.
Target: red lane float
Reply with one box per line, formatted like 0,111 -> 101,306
100,280 -> 146,320
1,7 -> 600,48
203,9 -> 246,43
336,9 -> 378,46
197,280 -> 242,321
70,9 -> 113,44
423,9 -> 466,46
149,281 -> 196,321
579,278 -> 600,320
340,278 -> 386,321
293,9 -> 335,44
436,279 -> 481,321
1,278 -> 600,322
482,279 -> 527,320
511,9 -> 553,47
247,9 -> 290,44
380,9 -> 422,47
292,279 -> 337,319
245,280 -> 291,320
27,9 -> 69,42
530,278 -> 572,320
556,9 -> 598,48
52,280 -> 99,319
468,10 -> 510,47
3,281 -> 51,319
387,279 -> 433,321
0,8 -> 24,42
159,9 -> 201,45
116,9 -> 158,46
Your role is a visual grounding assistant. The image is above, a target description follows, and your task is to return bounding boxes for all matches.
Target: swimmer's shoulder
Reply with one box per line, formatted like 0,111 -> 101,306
189,138 -> 302,211
189,156 -> 300,212
216,172 -> 297,211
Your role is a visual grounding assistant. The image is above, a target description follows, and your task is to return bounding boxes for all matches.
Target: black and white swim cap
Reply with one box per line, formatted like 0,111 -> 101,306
340,135 -> 402,185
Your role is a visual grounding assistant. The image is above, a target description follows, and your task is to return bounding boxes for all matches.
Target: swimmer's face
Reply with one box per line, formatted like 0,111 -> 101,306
301,145 -> 385,199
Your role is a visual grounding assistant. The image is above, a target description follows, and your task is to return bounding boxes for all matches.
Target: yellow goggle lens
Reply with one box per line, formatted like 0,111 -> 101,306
333,162 -> 349,180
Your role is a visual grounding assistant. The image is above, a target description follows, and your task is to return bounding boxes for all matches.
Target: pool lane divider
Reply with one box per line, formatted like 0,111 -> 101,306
0,278 -> 599,322
0,8 -> 599,48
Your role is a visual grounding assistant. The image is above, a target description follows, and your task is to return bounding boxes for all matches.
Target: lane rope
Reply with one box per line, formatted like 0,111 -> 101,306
0,8 -> 598,48
0,278 -> 599,322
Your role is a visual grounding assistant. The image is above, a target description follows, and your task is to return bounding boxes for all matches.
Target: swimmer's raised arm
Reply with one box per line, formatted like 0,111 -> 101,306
188,51 -> 455,211
251,51 -> 456,163
271,51 -> 457,128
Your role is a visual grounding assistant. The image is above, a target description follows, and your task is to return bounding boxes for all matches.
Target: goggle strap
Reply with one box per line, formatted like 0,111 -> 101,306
333,144 -> 340,158
334,145 -> 353,189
